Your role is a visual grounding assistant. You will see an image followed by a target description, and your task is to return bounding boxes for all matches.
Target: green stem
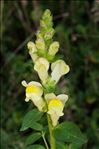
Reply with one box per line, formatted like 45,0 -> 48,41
47,114 -> 55,149
43,92 -> 55,149
42,131 -> 49,149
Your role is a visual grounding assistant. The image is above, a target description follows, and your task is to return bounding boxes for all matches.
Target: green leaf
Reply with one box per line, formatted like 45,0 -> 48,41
25,145 -> 45,149
56,142 -> 68,149
20,109 -> 43,131
69,143 -> 83,149
25,132 -> 41,146
54,121 -> 87,149
30,122 -> 43,131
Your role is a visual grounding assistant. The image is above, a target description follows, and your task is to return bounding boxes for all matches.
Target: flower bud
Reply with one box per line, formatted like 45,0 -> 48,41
44,28 -> 55,40
36,38 -> 45,50
48,41 -> 59,56
40,20 -> 47,29
35,32 -> 45,55
27,41 -> 38,62
27,41 -> 36,52
42,9 -> 51,20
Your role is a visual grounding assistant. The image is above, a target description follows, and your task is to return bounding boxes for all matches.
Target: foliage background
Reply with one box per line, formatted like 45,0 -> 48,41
1,0 -> 99,148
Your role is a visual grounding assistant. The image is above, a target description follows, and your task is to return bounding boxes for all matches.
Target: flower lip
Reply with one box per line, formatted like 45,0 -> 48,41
34,57 -> 49,71
26,85 -> 40,94
22,80 -> 43,96
45,93 -> 68,104
45,93 -> 68,126
48,98 -> 64,116
28,81 -> 42,87
47,98 -> 64,126
48,98 -> 63,109
21,80 -> 44,111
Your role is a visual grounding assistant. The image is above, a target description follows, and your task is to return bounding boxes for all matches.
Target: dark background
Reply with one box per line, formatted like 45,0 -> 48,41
1,0 -> 99,148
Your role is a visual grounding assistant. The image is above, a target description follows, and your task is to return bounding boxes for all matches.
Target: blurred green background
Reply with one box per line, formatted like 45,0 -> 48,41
1,0 -> 99,148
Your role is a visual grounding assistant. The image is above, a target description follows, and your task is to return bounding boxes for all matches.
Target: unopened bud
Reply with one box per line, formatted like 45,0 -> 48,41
44,28 -> 55,40
48,41 -> 59,56
27,41 -> 36,52
43,9 -> 51,20
36,38 -> 45,50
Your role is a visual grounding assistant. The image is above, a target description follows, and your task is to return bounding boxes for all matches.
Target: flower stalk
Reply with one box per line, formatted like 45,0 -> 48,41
47,114 -> 55,149
41,131 -> 49,149
21,9 -> 70,149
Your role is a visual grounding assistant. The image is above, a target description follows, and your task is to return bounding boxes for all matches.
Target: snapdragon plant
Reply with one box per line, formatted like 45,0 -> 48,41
20,9 -> 87,149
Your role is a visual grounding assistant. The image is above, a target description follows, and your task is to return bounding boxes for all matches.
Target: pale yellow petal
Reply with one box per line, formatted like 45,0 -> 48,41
48,41 -> 59,56
51,63 -> 61,83
29,52 -> 38,62
28,81 -> 42,87
27,41 -> 38,62
36,36 -> 45,51
57,94 -> 68,105
49,113 -> 60,126
34,58 -> 49,71
38,66 -> 48,82
51,60 -> 70,83
26,82 -> 43,96
31,95 -> 45,111
45,93 -> 56,102
34,58 -> 49,82
48,99 -> 64,115
21,80 -> 27,87
25,97 -> 29,102
27,41 -> 37,52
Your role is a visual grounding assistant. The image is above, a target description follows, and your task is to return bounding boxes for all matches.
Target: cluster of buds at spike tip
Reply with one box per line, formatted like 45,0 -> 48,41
22,9 -> 70,126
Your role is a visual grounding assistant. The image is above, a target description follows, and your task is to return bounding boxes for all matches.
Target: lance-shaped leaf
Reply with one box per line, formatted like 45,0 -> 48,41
25,132 -> 41,146
20,109 -> 43,131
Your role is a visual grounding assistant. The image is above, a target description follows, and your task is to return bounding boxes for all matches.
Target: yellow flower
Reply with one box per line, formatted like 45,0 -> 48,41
51,60 -> 70,84
48,41 -> 59,56
21,80 -> 45,111
45,93 -> 68,126
34,58 -> 49,83
27,41 -> 38,62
